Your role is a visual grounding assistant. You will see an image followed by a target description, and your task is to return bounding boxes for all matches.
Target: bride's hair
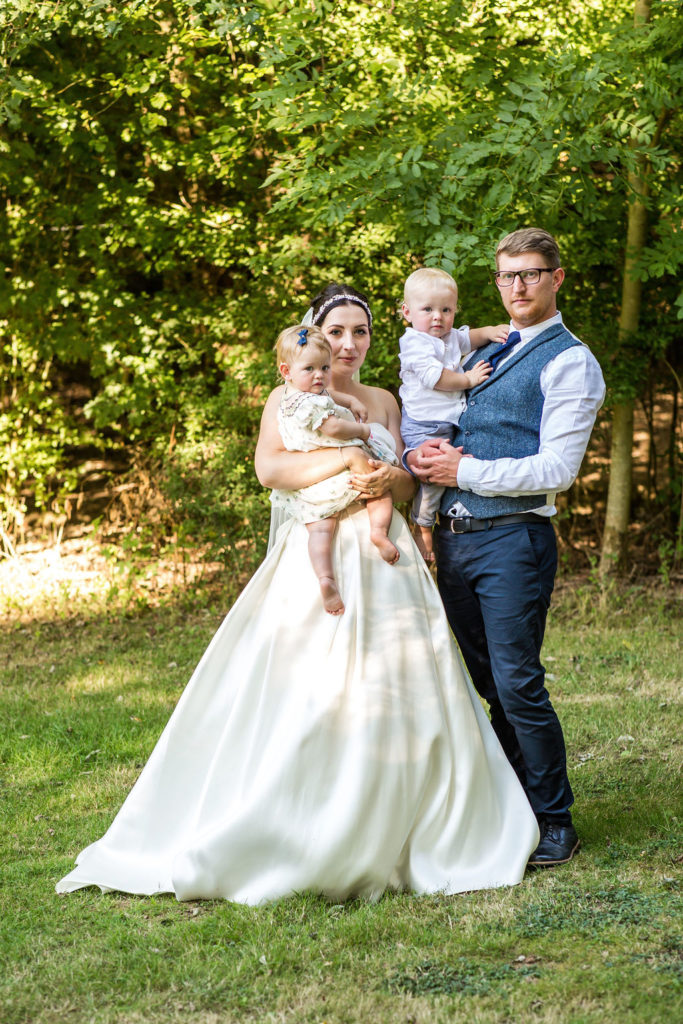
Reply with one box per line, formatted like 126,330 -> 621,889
307,283 -> 373,331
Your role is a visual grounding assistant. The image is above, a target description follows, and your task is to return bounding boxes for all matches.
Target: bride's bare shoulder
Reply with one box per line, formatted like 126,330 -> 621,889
261,385 -> 286,417
360,383 -> 400,417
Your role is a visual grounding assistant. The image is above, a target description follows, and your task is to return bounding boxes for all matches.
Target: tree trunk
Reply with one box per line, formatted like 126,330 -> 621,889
600,403 -> 636,571
599,0 -> 652,576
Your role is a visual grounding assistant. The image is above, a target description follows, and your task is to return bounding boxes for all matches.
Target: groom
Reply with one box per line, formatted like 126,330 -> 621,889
406,227 -> 605,866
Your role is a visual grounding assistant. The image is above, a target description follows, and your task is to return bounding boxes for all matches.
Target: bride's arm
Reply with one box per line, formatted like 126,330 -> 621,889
349,389 -> 416,503
254,388 -> 353,490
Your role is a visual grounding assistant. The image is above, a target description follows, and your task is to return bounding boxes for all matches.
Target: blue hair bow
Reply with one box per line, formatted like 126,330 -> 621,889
297,328 -> 308,346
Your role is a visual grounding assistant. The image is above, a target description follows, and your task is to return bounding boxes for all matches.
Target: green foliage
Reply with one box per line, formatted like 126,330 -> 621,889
248,0 -> 682,393
157,379 -> 271,569
0,0 -> 681,547
0,0 -> 277,529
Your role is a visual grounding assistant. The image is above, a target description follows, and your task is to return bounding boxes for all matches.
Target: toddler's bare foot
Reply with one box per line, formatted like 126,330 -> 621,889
319,576 -> 344,615
371,529 -> 400,565
414,525 -> 435,564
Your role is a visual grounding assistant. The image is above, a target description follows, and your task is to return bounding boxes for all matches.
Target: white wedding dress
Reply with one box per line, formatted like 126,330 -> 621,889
57,447 -> 539,904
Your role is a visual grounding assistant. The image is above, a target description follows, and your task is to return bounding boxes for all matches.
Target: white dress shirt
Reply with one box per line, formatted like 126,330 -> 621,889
451,312 -> 605,517
399,326 -> 472,423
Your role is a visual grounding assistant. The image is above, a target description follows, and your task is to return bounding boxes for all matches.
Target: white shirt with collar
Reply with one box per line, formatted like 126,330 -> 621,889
399,325 -> 472,423
450,312 -> 606,518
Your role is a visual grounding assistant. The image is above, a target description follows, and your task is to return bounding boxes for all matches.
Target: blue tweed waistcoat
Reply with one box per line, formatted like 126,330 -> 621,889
440,322 -> 581,517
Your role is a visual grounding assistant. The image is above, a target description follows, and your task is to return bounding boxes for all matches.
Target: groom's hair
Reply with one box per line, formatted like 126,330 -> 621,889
275,323 -> 330,375
496,228 -> 561,269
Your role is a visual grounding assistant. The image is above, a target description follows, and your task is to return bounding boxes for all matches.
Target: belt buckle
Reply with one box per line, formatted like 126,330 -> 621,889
449,517 -> 472,534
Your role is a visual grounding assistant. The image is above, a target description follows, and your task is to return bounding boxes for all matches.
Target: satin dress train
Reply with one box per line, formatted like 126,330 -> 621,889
57,504 -> 539,904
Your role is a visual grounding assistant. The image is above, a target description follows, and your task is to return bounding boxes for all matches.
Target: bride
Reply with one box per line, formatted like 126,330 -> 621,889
56,283 -> 539,905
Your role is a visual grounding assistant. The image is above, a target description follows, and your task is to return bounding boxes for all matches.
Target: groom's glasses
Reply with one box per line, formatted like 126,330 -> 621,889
493,268 -> 558,287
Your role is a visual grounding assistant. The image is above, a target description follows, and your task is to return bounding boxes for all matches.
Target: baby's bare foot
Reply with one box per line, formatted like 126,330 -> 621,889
414,526 -> 435,564
371,530 -> 400,565
319,576 -> 344,615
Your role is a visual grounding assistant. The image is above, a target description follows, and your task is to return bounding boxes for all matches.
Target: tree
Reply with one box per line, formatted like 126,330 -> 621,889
249,0 -> 682,564
599,0 -> 680,573
0,1 -> 276,544
0,1 -> 680,568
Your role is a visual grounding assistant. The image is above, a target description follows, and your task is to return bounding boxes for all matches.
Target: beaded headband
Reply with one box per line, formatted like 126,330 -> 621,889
301,293 -> 373,329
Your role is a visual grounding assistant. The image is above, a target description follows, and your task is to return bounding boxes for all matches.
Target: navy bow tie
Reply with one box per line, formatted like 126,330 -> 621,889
489,330 -> 521,370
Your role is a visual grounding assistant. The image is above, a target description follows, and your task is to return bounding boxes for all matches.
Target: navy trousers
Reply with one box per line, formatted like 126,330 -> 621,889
435,518 -> 573,821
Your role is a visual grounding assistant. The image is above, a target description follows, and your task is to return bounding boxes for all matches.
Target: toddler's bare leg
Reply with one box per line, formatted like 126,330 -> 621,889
414,524 -> 435,563
340,446 -> 372,476
305,517 -> 344,615
339,447 -> 398,564
366,493 -> 399,565
411,483 -> 441,564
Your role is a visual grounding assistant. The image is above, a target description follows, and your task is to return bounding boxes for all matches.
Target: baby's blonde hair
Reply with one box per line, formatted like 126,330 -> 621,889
404,267 -> 458,303
275,324 -> 330,378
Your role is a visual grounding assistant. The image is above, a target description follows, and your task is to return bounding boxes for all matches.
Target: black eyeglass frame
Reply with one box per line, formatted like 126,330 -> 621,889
492,267 -> 559,287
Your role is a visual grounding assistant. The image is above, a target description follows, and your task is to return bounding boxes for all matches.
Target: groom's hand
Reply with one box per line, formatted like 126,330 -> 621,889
405,438 -> 442,481
407,440 -> 469,486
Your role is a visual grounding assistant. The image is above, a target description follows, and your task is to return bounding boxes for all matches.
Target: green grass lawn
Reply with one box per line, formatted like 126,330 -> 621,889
1,574 -> 681,1023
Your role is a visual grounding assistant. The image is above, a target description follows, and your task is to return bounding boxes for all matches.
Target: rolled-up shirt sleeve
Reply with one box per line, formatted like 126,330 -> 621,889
399,334 -> 446,391
457,346 -> 605,497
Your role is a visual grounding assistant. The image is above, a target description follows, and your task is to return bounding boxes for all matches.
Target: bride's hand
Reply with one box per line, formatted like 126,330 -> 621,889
350,459 -> 394,497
